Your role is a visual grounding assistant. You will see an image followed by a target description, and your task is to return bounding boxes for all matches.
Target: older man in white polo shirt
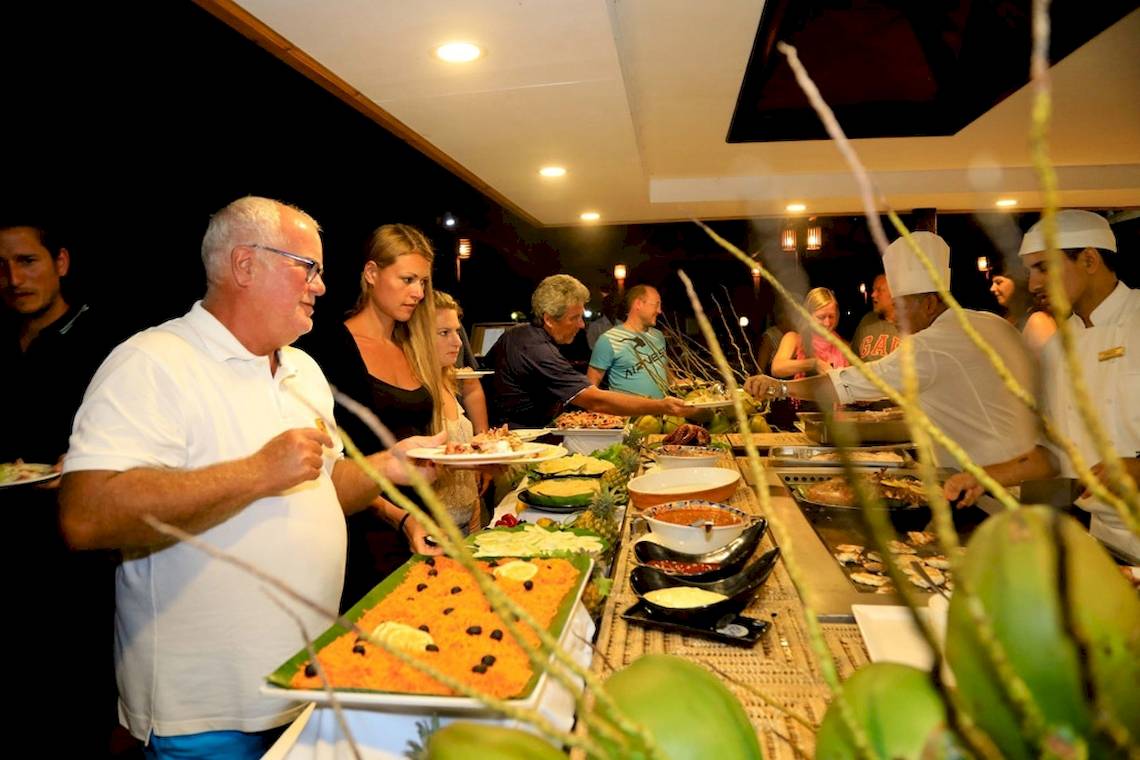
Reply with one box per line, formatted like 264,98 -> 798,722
59,197 -> 441,758
745,231 -> 1039,471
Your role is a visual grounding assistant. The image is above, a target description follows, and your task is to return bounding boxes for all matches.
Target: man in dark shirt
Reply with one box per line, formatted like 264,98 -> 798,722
1,222 -> 123,755
851,273 -> 900,361
485,274 -> 691,428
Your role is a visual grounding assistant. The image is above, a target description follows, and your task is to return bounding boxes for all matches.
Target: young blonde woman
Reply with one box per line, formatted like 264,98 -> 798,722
770,287 -> 852,379
305,224 -> 448,609
432,291 -> 486,535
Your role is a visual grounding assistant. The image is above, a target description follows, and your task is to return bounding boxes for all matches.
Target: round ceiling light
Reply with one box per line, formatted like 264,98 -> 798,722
580,211 -> 601,222
785,203 -> 807,213
995,198 -> 1018,208
539,166 -> 567,177
436,42 -> 482,63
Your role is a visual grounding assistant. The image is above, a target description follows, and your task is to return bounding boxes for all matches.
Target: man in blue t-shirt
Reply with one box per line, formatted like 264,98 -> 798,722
588,284 -> 670,398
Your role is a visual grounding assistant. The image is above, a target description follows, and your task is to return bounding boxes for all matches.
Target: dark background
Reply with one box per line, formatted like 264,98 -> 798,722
5,2 -> 1136,351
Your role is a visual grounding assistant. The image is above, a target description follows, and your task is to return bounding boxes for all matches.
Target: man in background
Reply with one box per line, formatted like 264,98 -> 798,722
588,284 -> 670,398
851,273 -> 899,361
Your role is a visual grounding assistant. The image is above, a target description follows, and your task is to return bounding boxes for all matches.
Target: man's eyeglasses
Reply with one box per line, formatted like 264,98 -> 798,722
246,244 -> 324,283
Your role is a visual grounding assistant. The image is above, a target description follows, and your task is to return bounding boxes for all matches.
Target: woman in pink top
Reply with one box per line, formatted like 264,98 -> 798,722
770,287 -> 851,380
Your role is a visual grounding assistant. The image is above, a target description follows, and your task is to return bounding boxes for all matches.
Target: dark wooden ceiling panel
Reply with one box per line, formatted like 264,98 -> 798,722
728,0 -> 1139,142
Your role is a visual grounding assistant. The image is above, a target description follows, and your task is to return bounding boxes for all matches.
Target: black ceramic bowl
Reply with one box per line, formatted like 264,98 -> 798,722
630,547 -> 781,623
633,519 -> 768,581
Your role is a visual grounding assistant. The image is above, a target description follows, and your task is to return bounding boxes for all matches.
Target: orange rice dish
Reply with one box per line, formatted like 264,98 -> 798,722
290,556 -> 581,698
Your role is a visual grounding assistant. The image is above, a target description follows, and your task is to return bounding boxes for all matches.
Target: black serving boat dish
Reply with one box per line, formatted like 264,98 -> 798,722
633,518 -> 768,581
620,602 -> 771,646
629,547 -> 781,623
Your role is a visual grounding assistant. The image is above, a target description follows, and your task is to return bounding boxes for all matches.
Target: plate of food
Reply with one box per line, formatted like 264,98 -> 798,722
0,461 -> 59,488
263,553 -> 592,712
409,426 -> 538,463
515,443 -> 569,464
551,411 -> 626,430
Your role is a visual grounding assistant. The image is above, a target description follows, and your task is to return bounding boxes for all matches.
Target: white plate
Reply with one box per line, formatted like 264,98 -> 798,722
515,443 -> 568,464
406,443 -> 543,464
512,428 -> 553,441
683,398 -> 735,409
550,427 -> 626,434
0,464 -> 60,489
454,369 -> 493,379
851,604 -> 934,670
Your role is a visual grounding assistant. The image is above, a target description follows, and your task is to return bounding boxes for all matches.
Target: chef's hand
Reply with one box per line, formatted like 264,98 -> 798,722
943,472 -> 984,508
384,432 -> 446,485
1081,457 -> 1140,499
403,513 -> 444,555
35,456 -> 65,490
744,375 -> 780,400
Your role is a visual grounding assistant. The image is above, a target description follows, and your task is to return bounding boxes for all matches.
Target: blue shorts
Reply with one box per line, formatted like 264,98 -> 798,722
144,726 -> 286,759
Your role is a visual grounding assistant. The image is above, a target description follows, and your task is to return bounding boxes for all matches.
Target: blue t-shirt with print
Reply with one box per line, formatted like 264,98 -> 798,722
588,326 -> 668,398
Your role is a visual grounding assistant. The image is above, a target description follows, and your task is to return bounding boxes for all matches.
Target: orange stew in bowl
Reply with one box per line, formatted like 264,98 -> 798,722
653,507 -> 741,527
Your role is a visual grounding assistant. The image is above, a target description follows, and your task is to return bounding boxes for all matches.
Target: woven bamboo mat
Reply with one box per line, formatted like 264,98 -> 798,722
575,457 -> 868,759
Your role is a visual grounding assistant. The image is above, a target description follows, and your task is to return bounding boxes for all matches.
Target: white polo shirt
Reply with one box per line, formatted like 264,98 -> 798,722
829,309 -> 1038,468
65,302 -> 346,740
1040,282 -> 1140,561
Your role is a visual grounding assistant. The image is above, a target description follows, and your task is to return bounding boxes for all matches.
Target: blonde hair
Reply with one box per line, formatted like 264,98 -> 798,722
803,286 -> 837,315
433,290 -> 463,393
354,224 -> 445,432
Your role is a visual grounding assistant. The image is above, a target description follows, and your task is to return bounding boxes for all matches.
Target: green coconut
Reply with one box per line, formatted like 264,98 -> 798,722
426,722 -> 565,760
946,507 -> 1140,759
815,662 -> 949,760
597,654 -> 763,760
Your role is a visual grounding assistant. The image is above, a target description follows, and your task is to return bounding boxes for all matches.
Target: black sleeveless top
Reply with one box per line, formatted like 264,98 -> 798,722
299,319 -> 434,610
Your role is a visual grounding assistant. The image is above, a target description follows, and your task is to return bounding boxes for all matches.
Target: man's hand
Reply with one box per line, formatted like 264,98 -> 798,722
943,472 -> 984,508
814,358 -> 834,376
661,396 -> 693,418
252,427 -> 332,494
1081,457 -> 1140,500
744,374 -> 780,400
383,431 -> 446,485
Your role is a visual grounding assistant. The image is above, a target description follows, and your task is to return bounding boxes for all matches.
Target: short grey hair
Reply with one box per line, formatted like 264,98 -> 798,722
531,274 -> 589,322
200,196 -> 319,285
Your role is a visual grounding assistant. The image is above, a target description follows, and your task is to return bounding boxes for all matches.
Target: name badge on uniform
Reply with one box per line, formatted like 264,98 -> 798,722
1098,346 -> 1125,362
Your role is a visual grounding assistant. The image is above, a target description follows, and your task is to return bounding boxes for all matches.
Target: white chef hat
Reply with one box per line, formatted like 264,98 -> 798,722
1018,209 -> 1116,257
883,231 -> 951,297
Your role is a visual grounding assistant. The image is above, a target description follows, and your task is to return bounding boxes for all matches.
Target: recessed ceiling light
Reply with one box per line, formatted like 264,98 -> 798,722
436,42 -> 481,63
995,198 -> 1018,208
786,203 -> 807,213
580,211 -> 601,222
539,166 -> 567,178
442,213 -> 457,228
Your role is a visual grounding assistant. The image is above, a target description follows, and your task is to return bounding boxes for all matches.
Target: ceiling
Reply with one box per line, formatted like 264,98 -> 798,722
211,0 -> 1140,227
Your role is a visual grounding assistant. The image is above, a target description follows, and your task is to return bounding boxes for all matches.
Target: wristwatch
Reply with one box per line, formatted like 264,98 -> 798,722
779,381 -> 789,399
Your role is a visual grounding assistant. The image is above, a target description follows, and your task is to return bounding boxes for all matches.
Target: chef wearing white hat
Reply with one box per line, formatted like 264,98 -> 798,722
1021,210 -> 1140,561
746,231 -> 1039,470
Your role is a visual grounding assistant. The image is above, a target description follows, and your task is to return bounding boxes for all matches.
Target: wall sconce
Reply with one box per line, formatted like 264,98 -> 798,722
859,282 -> 868,302
781,228 -> 797,252
613,263 -> 627,282
806,225 -> 822,251
457,238 -> 472,260
738,316 -> 750,328
976,256 -> 989,272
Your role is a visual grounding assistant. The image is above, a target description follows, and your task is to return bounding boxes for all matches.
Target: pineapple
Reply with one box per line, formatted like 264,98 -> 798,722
575,482 -> 622,552
580,565 -> 613,617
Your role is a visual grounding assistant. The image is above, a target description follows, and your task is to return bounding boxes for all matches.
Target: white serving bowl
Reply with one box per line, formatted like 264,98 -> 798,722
628,467 -> 741,510
640,500 -> 750,553
551,428 -> 624,455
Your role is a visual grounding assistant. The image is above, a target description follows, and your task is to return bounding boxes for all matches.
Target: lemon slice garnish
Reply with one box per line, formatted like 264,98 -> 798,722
493,560 -> 539,582
369,621 -> 434,652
